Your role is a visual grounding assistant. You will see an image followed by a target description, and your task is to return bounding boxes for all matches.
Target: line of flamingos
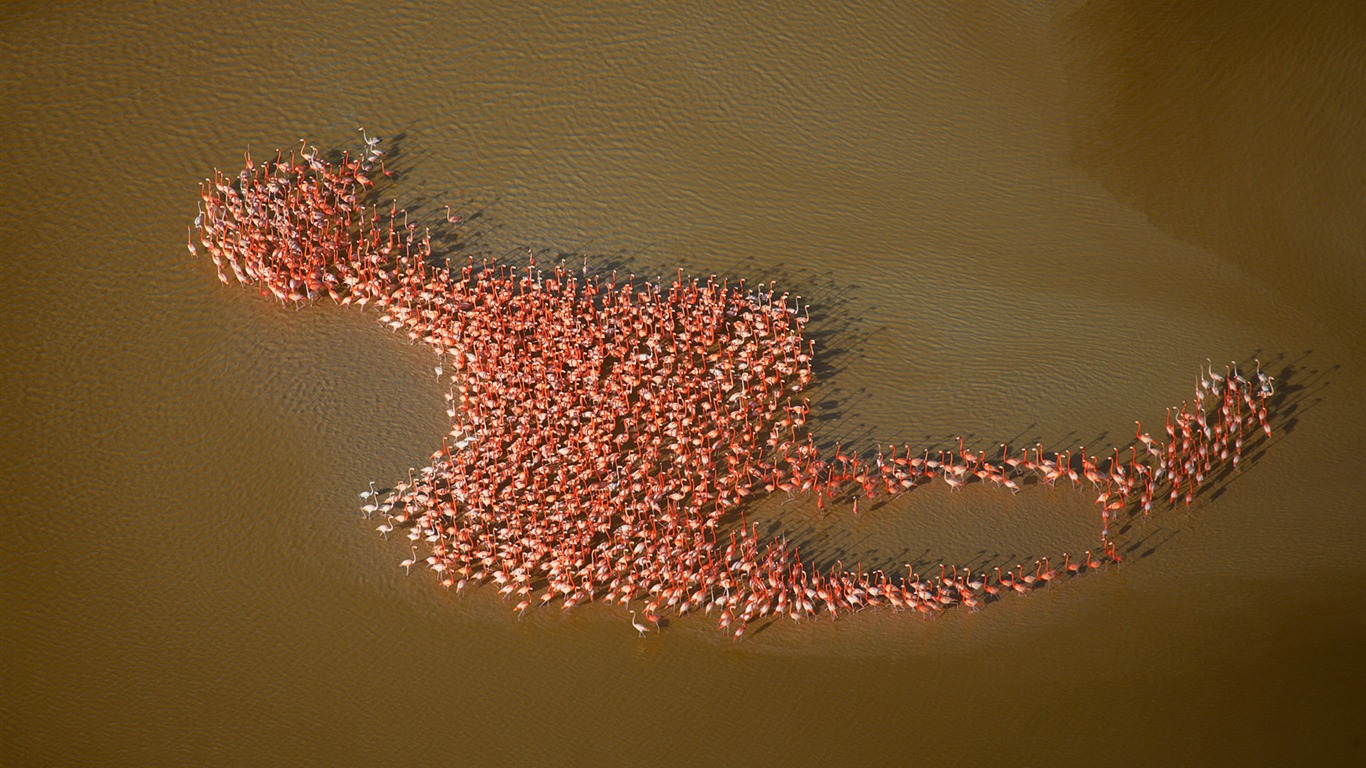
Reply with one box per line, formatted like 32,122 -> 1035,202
191,135 -> 1275,639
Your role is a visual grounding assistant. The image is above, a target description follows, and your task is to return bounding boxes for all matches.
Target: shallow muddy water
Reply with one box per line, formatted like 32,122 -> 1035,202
3,1 -> 1364,764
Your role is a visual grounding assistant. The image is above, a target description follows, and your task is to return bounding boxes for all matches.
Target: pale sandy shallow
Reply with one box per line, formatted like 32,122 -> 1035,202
3,1 -> 1364,765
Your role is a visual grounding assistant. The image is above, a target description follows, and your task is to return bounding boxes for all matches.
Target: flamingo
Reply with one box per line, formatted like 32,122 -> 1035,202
629,611 -> 650,637
360,481 -> 380,517
193,136 -> 1274,640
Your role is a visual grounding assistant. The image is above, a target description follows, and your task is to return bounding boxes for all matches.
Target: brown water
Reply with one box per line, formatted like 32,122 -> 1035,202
4,1 -> 1364,764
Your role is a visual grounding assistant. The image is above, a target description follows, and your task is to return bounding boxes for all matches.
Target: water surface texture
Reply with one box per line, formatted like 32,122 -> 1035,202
4,1 -> 1364,765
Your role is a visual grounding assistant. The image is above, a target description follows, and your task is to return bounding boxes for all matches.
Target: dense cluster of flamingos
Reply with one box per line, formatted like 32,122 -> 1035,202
192,135 -> 1275,639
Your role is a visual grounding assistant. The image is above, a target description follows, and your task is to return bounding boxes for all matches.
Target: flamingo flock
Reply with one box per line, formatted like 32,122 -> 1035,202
191,135 -> 1276,639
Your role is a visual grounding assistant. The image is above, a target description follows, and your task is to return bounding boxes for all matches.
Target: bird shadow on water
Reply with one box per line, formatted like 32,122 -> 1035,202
1180,350 -> 1325,502
337,161 -> 1327,633
394,184 -> 889,435
367,145 -> 888,441
703,348 -> 1327,625
1104,350 -> 1328,567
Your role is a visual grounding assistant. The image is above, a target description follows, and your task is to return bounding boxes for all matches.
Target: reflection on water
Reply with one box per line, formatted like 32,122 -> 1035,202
4,1 -> 1365,765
